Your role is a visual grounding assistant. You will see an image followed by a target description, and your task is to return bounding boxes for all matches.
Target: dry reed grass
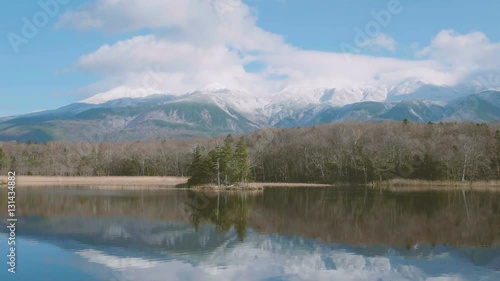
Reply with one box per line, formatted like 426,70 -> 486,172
380,179 -> 500,192
13,176 -> 188,189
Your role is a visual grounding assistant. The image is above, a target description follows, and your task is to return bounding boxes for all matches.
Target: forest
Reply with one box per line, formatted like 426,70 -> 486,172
0,121 -> 499,184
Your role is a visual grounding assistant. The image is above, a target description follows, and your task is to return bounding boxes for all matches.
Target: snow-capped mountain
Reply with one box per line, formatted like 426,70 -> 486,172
81,85 -> 166,104
80,77 -> 500,113
178,87 -> 269,125
260,79 -> 486,126
1,79 -> 499,142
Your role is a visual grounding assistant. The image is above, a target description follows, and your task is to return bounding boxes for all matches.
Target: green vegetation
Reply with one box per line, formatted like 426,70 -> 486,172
1,122 -> 500,184
187,135 -> 253,186
75,108 -> 115,120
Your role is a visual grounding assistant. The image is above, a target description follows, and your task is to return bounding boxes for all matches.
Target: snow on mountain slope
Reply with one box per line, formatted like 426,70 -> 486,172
196,83 -> 232,92
266,86 -> 386,108
82,86 -> 166,104
179,87 -> 269,124
263,87 -> 329,120
463,73 -> 500,92
326,88 -> 366,106
361,85 -> 389,102
264,86 -> 391,126
270,87 -> 329,105
81,84 -> 268,121
388,78 -> 426,97
78,77 -> 500,128
190,88 -> 268,115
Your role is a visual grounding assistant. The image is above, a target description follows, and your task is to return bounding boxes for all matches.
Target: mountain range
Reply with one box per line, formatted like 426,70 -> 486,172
1,78 -> 499,142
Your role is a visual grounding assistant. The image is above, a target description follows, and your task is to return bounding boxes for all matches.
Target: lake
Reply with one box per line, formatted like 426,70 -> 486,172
0,187 -> 499,280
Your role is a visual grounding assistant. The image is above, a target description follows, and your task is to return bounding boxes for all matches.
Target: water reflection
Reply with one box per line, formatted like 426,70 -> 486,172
184,190 -> 253,242
252,187 -> 500,247
0,187 -> 499,280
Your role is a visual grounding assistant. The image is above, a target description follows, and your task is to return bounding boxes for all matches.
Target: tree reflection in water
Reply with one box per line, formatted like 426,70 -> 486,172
184,190 -> 254,242
2,187 -> 499,247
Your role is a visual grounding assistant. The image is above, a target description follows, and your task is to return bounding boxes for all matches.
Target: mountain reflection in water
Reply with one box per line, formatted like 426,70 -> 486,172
0,187 -> 499,281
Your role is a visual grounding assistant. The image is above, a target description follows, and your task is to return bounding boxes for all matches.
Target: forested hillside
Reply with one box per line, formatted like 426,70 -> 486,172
1,121 -> 499,184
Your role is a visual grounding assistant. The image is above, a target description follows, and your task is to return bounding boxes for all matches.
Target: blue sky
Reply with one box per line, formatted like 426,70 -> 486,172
1,0 -> 499,116
251,0 -> 500,56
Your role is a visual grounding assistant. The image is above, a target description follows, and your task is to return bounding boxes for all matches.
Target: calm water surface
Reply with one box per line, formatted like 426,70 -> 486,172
0,187 -> 499,281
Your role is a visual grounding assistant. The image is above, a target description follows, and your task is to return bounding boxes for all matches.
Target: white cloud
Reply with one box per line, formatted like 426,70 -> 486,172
417,30 -> 500,70
57,0 -> 500,99
75,35 -> 276,96
358,33 -> 397,52
259,48 -> 452,88
74,34 -> 452,97
56,0 -> 283,52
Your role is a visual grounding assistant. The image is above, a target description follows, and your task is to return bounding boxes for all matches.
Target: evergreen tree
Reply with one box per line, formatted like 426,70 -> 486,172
203,149 -> 218,184
187,136 -> 253,186
218,135 -> 235,184
233,137 -> 251,183
188,145 -> 208,185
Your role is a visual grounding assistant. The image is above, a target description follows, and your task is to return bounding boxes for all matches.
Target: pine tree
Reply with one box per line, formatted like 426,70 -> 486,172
233,137 -> 251,183
218,134 -> 235,184
188,145 -> 207,185
203,149 -> 218,184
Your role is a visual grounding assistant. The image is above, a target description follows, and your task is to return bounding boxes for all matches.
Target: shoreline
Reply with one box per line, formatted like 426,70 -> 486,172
0,176 -> 333,190
190,182 -> 333,191
377,179 -> 500,192
2,176 -> 500,192
5,176 -> 188,189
